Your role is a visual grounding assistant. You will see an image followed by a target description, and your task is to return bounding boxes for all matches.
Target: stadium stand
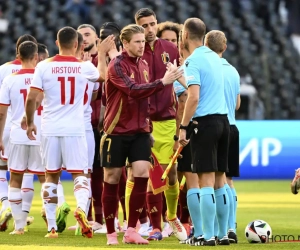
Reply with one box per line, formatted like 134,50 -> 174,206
0,0 -> 299,119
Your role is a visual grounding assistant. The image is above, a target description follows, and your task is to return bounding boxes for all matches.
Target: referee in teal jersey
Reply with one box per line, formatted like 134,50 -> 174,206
205,30 -> 240,244
179,18 -> 230,246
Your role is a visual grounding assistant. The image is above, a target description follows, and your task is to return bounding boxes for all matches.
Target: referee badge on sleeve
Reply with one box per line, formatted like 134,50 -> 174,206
161,51 -> 170,64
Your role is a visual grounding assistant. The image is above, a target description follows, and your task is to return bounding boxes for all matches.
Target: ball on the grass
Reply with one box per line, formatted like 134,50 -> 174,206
245,220 -> 272,243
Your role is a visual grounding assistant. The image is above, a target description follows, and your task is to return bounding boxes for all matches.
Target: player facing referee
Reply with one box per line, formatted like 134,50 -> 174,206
179,18 -> 230,246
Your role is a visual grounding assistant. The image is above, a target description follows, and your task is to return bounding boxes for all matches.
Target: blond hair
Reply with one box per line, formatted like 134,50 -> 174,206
204,30 -> 227,54
120,24 -> 144,43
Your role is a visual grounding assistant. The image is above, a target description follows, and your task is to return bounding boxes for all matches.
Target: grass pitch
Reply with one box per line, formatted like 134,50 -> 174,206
0,180 -> 300,249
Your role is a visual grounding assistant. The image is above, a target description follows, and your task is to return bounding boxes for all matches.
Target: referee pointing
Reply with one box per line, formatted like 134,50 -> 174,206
179,18 -> 230,246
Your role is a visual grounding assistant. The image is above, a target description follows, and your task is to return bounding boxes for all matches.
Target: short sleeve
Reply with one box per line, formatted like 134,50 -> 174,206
184,58 -> 201,87
93,82 -> 100,92
0,78 -> 11,106
31,64 -> 44,91
82,61 -> 100,82
173,80 -> 185,97
236,73 -> 240,95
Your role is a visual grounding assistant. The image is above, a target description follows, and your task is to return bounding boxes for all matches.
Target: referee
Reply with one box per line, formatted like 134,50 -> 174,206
179,18 -> 230,246
205,30 -> 240,243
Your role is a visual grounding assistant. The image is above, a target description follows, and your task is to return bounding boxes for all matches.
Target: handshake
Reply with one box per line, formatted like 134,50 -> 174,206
161,60 -> 184,86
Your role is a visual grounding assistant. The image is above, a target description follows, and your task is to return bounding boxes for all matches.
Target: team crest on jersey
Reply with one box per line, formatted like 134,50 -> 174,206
143,70 -> 149,82
161,51 -> 170,64
130,73 -> 134,79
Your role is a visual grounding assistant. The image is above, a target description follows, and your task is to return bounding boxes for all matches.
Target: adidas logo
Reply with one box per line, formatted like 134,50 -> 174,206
106,213 -> 114,220
149,206 -> 158,213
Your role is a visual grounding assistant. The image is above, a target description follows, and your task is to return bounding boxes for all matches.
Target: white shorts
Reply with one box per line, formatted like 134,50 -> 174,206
0,129 -> 10,166
8,144 -> 44,174
86,130 -> 95,172
41,136 -> 88,174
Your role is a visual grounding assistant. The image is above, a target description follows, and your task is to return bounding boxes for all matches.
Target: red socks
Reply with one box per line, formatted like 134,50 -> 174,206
102,182 -> 118,234
127,177 -> 148,228
91,168 -> 104,224
118,167 -> 127,221
179,190 -> 189,223
147,192 -> 162,231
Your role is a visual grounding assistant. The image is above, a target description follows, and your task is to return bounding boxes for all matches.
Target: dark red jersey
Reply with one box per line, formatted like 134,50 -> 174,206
142,39 -> 180,121
90,53 -> 101,128
104,51 -> 164,135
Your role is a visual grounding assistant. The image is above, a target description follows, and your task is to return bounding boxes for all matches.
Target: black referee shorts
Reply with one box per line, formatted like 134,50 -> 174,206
190,114 -> 230,173
226,125 -> 240,177
177,122 -> 193,173
101,133 -> 151,168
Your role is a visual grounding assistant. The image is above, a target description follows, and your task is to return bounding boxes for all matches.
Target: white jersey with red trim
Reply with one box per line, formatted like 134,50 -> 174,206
84,79 -> 99,131
0,69 -> 42,145
0,59 -> 22,130
30,55 -> 100,136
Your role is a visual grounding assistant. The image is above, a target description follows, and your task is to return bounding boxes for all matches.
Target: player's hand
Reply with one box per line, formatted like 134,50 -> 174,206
21,116 -> 27,130
162,66 -> 184,85
97,36 -> 115,55
108,45 -> 122,60
0,140 -> 4,156
172,140 -> 183,159
150,134 -> 155,147
166,59 -> 178,71
179,129 -> 189,147
83,52 -> 92,62
26,123 -> 37,140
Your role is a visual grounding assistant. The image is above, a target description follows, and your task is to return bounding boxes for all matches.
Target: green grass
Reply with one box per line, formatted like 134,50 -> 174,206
1,180 -> 300,249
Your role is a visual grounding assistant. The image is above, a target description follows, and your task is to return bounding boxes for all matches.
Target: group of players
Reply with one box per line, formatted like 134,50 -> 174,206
0,7 -> 241,247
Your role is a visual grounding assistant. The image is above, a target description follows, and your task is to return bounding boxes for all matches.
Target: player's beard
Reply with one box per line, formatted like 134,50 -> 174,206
83,43 -> 95,52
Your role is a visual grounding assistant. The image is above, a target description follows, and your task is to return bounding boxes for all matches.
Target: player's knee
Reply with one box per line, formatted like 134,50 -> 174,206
104,167 -> 123,184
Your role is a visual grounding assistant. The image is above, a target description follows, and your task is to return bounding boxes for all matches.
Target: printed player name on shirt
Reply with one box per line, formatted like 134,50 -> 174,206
51,66 -> 81,74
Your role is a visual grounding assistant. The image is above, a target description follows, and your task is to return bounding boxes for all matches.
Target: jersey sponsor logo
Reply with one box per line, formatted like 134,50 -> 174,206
161,51 -> 170,64
143,70 -> 149,82
130,73 -> 134,79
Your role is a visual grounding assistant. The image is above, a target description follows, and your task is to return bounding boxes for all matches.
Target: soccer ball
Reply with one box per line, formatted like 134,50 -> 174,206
245,220 -> 272,243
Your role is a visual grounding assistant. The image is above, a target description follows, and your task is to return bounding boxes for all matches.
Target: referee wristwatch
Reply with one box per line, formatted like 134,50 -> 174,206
179,124 -> 188,130
173,135 -> 179,141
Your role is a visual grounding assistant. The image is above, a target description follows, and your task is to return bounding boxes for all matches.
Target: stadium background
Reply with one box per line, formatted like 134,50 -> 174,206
1,0 -> 297,180
0,1 -> 299,248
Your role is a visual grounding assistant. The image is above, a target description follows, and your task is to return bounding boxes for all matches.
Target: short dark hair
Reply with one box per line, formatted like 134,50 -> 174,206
57,26 -> 78,49
100,22 -> 121,35
18,41 -> 38,61
184,18 -> 206,41
77,24 -> 96,33
135,8 -> 156,22
16,34 -> 37,56
157,21 -> 182,41
38,43 -> 47,54
76,32 -> 83,53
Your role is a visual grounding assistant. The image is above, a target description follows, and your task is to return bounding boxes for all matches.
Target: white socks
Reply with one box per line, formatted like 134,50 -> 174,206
8,187 -> 26,229
21,173 -> 34,213
42,182 -> 58,231
57,180 -> 66,207
74,176 -> 89,213
0,170 -> 9,210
